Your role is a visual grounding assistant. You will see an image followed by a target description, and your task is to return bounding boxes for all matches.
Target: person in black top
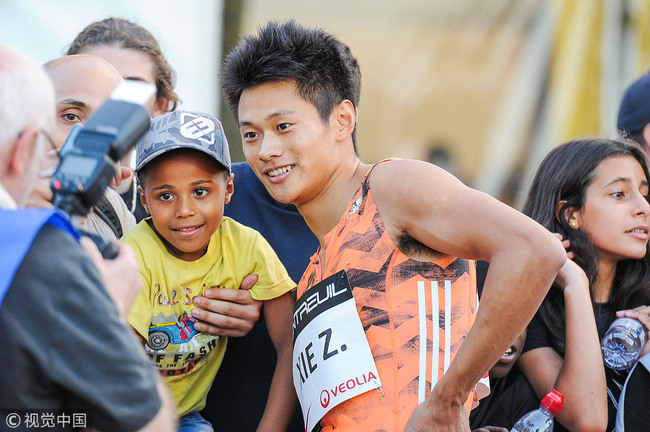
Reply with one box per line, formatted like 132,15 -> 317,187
518,138 -> 650,432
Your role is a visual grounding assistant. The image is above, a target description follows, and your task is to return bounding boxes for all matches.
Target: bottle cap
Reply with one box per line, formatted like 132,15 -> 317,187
540,389 -> 565,415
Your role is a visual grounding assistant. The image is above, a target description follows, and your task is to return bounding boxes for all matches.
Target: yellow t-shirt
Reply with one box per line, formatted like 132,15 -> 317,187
123,217 -> 296,416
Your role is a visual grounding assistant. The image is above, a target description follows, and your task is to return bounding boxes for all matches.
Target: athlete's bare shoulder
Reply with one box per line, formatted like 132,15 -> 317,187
368,159 -> 463,260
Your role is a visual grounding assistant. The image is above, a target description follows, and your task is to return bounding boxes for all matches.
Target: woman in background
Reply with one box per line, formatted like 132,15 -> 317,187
66,17 -> 180,221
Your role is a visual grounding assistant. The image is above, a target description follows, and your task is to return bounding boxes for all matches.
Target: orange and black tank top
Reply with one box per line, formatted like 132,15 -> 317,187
297,162 -> 479,432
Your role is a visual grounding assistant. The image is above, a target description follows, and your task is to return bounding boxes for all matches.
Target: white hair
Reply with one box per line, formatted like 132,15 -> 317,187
0,43 -> 55,151
0,43 -> 55,205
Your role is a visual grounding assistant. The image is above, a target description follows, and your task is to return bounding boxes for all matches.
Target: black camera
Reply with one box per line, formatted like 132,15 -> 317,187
50,81 -> 154,256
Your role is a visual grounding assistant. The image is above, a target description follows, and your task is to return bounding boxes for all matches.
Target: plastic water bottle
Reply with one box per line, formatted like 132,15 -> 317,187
511,389 -> 564,432
601,317 -> 647,371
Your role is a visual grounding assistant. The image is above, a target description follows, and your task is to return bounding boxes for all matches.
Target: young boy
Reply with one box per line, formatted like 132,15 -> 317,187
221,20 -> 566,432
122,110 -> 296,431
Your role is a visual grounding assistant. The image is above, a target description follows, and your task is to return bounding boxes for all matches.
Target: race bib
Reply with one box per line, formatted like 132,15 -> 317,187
292,270 -> 381,432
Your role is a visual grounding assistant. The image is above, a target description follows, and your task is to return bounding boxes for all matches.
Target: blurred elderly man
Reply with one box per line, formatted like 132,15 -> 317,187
0,43 -> 176,432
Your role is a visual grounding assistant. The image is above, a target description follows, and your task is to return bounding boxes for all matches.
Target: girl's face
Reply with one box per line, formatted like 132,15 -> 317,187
574,155 -> 650,267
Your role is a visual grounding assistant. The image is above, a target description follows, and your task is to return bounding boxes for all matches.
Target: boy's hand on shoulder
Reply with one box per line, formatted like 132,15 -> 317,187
192,274 -> 262,337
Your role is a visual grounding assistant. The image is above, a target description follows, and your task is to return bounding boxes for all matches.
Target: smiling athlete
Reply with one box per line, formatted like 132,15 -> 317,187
221,20 -> 566,432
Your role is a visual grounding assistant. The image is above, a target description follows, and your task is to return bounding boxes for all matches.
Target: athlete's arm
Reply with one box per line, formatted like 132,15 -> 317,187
369,159 -> 566,432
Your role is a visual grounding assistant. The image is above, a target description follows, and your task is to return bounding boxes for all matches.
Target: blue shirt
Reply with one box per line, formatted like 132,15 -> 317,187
224,162 -> 318,283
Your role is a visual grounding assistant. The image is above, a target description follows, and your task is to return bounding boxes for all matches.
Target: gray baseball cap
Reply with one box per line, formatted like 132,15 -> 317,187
136,110 -> 231,173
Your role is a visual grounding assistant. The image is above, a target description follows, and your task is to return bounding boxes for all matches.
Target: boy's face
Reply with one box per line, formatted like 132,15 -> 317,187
139,151 -> 233,262
237,80 -> 343,206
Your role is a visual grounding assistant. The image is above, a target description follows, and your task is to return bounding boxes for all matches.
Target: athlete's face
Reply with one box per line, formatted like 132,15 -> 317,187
238,80 -> 343,207
573,155 -> 650,269
140,151 -> 233,262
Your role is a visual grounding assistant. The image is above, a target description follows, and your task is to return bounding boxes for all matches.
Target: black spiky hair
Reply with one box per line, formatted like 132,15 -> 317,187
221,20 -> 361,126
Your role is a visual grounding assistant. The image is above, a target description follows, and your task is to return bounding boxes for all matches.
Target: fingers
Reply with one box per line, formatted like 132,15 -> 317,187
113,161 -> 122,187
112,240 -> 136,259
100,241 -> 140,283
617,306 -> 650,359
616,306 -> 650,358
240,273 -> 259,291
192,287 -> 262,337
188,274 -> 263,337
193,292 -> 261,320
617,306 -> 650,330
113,166 -> 132,188
99,242 -> 142,318
120,166 -> 132,181
472,428 -> 508,432
110,162 -> 132,189
202,285 -> 260,305
560,239 -> 571,254
616,305 -> 650,318
552,232 -> 573,258
191,307 -> 255,337
112,242 -> 140,274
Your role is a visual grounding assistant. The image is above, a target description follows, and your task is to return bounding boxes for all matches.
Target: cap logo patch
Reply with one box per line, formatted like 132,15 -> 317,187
180,112 -> 216,144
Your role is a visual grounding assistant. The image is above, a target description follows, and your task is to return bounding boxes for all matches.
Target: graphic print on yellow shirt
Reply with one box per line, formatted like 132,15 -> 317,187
145,309 -> 220,375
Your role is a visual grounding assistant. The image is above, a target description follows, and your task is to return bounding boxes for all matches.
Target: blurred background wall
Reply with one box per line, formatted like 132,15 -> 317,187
2,0 -> 650,208
0,0 -> 223,117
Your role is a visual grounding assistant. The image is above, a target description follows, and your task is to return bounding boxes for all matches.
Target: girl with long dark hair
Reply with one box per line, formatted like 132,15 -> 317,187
518,138 -> 650,431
